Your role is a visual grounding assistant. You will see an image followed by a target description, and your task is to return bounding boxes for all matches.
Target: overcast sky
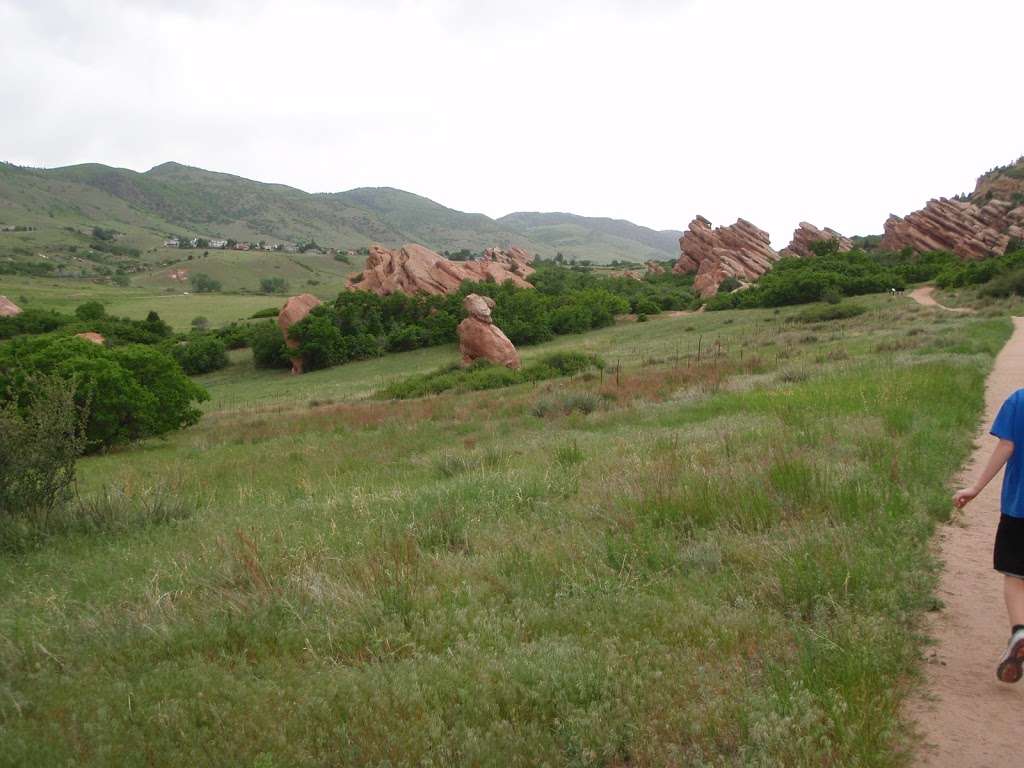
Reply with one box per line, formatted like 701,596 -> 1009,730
1,0 -> 1021,245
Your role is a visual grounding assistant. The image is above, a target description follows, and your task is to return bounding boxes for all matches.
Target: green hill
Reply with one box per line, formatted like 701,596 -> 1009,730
0,160 -> 681,265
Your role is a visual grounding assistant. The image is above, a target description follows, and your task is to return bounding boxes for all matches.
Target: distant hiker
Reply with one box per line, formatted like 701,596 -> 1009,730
953,389 -> 1024,682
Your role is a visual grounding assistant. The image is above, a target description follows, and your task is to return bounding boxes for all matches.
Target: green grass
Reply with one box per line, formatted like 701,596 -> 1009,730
0,275 -> 337,332
0,293 -> 1011,766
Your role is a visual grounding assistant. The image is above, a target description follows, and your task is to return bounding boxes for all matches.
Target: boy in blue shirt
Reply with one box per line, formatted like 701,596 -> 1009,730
954,389 -> 1024,683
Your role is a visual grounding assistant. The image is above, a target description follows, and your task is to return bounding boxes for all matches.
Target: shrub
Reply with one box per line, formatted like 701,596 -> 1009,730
191,273 -> 222,293
0,376 -> 86,520
75,301 -> 107,321
171,335 -> 229,375
380,352 -> 604,400
260,277 -> 289,294
531,392 -> 602,418
250,322 -> 292,369
251,307 -> 280,319
0,337 -> 208,451
793,302 -> 867,323
979,267 -> 1024,298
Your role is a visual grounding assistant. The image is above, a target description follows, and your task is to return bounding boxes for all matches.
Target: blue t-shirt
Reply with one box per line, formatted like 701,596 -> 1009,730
991,389 -> 1024,518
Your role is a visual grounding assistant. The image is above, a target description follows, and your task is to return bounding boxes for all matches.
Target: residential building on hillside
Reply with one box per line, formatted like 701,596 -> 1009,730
163,238 -> 180,247
208,238 -> 228,248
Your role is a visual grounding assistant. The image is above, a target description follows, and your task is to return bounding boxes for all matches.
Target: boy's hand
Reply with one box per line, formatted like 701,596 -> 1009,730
953,487 -> 979,508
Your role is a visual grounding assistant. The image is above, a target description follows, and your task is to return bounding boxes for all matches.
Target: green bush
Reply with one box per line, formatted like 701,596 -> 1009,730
190,273 -> 222,293
379,352 -> 604,400
75,301 -> 107,321
0,336 -> 208,451
170,335 -> 229,375
0,375 -> 86,520
250,322 -> 292,369
979,267 -> 1024,298
251,307 -> 280,319
793,302 -> 867,323
260,277 -> 289,294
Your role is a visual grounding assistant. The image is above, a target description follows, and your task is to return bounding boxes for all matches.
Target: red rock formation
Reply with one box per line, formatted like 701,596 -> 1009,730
277,293 -> 322,375
780,222 -> 853,258
673,216 -> 779,297
880,198 -> 1024,260
457,293 -> 520,369
0,295 -> 22,317
645,261 -> 666,275
348,244 -> 534,296
75,332 -> 105,345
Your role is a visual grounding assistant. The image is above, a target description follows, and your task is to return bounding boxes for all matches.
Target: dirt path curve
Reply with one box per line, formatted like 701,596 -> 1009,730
909,285 -> 974,313
908,315 -> 1024,767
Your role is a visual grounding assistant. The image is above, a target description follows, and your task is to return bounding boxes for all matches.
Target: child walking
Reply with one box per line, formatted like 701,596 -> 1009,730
954,388 -> 1024,683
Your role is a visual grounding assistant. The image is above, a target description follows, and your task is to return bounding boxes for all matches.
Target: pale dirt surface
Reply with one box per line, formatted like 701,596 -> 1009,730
907,313 -> 1024,767
909,285 -> 974,314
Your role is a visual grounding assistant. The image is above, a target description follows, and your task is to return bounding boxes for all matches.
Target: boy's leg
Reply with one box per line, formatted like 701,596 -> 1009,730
1005,575 -> 1024,627
997,576 -> 1024,682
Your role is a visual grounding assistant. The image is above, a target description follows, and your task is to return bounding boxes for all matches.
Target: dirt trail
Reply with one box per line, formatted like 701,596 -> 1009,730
910,285 -> 974,313
908,315 -> 1024,767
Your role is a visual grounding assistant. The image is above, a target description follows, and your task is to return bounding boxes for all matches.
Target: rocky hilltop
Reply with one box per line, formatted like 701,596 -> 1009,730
780,222 -> 853,258
673,216 -> 779,297
880,197 -> 1024,260
972,156 -> 1024,204
347,244 -> 534,296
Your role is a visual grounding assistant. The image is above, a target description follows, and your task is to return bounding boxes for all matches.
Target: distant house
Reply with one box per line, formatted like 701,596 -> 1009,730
164,238 -> 180,248
233,242 -> 251,251
208,238 -> 228,249
284,244 -> 299,253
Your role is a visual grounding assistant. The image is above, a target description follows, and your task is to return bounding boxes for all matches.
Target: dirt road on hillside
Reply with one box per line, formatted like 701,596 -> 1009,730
908,315 -> 1024,767
909,285 -> 974,313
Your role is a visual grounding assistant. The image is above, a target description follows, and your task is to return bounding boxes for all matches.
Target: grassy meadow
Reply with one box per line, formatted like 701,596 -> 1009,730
0,294 -> 1011,766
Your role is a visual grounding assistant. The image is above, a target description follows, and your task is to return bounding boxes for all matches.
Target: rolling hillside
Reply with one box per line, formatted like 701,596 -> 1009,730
0,160 -> 681,264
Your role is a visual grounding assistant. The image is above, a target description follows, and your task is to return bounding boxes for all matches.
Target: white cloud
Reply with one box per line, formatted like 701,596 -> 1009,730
1,0 -> 1021,245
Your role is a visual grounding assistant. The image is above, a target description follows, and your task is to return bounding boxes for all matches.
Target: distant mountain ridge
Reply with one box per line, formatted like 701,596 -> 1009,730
0,160 -> 682,263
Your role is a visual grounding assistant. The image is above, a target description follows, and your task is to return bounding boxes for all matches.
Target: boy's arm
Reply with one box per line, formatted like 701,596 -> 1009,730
953,439 -> 1015,508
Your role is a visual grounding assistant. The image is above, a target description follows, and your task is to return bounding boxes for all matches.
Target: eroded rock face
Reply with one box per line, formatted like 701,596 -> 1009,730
457,293 -> 520,369
780,222 -> 853,258
645,261 -> 666,275
673,216 -> 779,297
75,332 -> 105,345
277,293 -> 322,375
880,198 -> 1024,260
348,244 -> 534,296
0,296 -> 22,317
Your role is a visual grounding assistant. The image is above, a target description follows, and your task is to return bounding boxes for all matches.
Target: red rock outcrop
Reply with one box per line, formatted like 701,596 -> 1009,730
673,216 -> 779,297
645,261 -> 666,275
457,293 -> 520,369
880,198 -> 1024,260
277,293 -> 322,375
0,295 -> 22,317
780,222 -> 853,258
348,244 -> 534,296
75,332 -> 105,345
973,157 -> 1024,203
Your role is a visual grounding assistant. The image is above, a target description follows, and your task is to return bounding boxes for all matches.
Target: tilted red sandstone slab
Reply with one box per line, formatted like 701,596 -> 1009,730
457,293 -> 520,369
0,295 -> 22,317
277,293 -> 322,375
880,198 -> 1023,260
673,216 -> 779,297
780,222 -> 853,258
348,244 -> 533,296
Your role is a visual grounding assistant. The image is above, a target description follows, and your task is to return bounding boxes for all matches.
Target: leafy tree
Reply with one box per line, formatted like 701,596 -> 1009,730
259,277 -> 289,294
190,273 -> 222,293
191,316 -> 209,331
170,335 -> 229,375
75,301 -> 107,321
0,337 -> 207,451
